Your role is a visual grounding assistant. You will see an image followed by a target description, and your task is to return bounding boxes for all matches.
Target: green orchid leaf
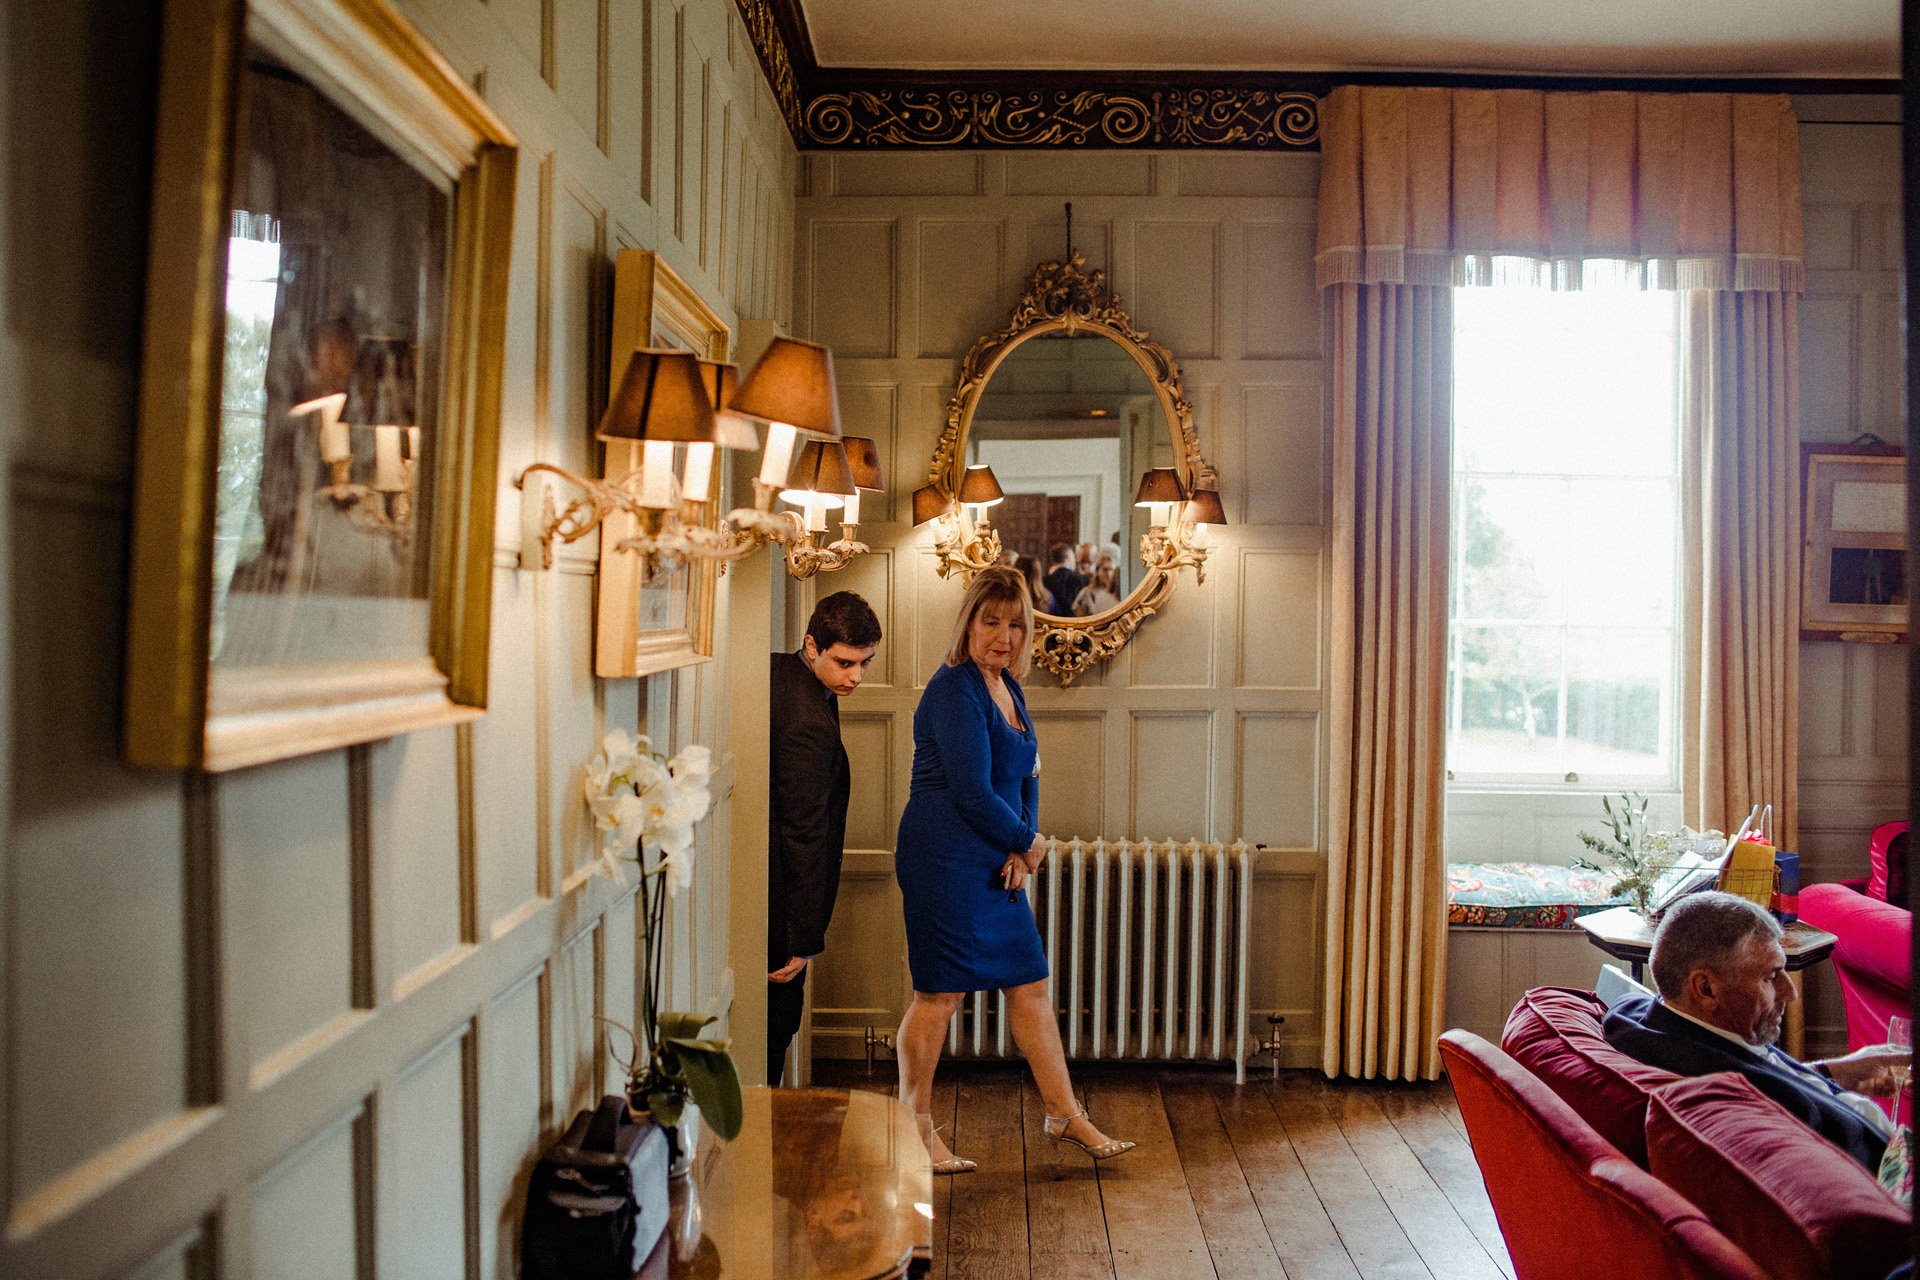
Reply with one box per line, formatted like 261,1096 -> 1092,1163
678,1048 -> 743,1140
657,1011 -> 716,1041
664,1035 -> 731,1057
647,1088 -> 686,1127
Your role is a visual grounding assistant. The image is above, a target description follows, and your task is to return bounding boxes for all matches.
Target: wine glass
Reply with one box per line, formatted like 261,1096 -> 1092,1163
1887,1015 -> 1912,1127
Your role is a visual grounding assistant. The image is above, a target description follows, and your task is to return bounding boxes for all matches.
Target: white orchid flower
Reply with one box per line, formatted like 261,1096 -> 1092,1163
668,744 -> 712,788
659,847 -> 695,894
604,792 -> 649,851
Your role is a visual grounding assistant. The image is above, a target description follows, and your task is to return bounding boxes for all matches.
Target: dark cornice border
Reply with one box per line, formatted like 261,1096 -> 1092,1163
734,0 -> 1898,151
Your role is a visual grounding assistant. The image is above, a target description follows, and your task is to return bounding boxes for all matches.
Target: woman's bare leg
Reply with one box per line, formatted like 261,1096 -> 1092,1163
897,991 -> 964,1160
1003,978 -> 1121,1149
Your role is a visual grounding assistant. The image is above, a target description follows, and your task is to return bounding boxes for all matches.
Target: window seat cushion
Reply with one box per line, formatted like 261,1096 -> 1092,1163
1448,861 -> 1628,930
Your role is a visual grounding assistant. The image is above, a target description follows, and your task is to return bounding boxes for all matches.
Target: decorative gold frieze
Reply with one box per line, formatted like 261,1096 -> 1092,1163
804,87 -> 1319,150
733,0 -> 803,135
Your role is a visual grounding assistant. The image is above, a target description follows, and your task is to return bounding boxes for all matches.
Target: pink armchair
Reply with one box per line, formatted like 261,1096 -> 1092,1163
1799,874 -> 1910,1054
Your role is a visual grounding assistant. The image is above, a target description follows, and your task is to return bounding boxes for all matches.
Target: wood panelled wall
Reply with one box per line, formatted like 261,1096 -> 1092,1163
0,0 -> 794,1276
794,153 -> 1333,1071
1794,102 -> 1907,1055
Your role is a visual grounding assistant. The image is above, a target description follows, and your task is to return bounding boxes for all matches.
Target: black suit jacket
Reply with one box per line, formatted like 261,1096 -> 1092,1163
1603,994 -> 1887,1171
768,650 -> 851,966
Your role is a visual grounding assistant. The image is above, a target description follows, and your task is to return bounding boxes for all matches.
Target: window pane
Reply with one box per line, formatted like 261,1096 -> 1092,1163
1453,288 -> 1678,476
1562,478 -> 1676,626
1451,623 -> 1563,774
1564,628 -> 1667,774
1458,477 -> 1565,623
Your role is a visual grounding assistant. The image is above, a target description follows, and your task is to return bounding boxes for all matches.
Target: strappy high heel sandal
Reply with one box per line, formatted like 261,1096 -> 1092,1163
1042,1108 -> 1136,1161
914,1112 -> 977,1176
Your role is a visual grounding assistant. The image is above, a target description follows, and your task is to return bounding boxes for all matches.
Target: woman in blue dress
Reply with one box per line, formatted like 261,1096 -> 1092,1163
894,566 -> 1135,1173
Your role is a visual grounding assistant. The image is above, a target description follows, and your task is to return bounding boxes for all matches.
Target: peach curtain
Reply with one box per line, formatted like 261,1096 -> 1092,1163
1315,86 -> 1804,293
1315,85 -> 1804,1082
1323,283 -> 1453,1081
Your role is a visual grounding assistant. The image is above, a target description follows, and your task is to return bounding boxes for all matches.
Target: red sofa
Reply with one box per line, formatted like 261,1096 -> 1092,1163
1438,988 -> 1909,1280
1801,878 -> 1911,1052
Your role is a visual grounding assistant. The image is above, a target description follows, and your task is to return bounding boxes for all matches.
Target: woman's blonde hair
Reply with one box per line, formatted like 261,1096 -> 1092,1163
943,565 -> 1033,679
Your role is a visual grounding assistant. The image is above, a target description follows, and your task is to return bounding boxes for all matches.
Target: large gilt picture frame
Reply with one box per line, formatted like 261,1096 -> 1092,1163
124,0 -> 517,769
594,250 -> 725,678
1800,442 -> 1907,643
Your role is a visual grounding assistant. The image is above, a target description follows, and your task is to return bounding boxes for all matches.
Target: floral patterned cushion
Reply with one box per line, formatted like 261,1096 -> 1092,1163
1447,861 -> 1628,930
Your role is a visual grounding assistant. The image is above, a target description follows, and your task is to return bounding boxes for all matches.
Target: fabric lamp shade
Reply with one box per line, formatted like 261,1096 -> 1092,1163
841,436 -> 884,491
598,349 -> 714,444
911,484 -> 952,527
780,439 -> 856,506
1183,486 -> 1227,525
696,358 -> 761,451
732,336 -> 842,438
1134,467 -> 1185,506
341,337 -> 417,427
959,464 -> 1004,506
291,318 -> 357,415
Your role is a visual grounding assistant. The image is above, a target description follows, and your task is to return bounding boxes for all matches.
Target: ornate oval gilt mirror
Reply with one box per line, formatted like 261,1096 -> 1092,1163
919,253 -> 1218,684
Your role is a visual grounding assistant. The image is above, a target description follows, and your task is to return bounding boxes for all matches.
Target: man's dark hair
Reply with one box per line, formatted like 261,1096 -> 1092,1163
1049,543 -> 1075,565
1648,890 -> 1781,1000
806,591 -> 881,651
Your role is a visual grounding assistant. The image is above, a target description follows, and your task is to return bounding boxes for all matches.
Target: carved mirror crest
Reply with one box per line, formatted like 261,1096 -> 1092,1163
921,252 -> 1217,685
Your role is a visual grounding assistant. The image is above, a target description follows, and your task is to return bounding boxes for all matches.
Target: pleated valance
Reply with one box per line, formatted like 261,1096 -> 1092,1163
1315,85 -> 1805,292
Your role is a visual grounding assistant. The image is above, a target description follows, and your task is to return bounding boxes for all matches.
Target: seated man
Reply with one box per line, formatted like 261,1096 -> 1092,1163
1604,890 -> 1903,1172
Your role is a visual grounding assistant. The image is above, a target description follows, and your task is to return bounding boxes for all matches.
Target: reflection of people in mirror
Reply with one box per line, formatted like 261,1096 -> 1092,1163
1042,544 -> 1084,614
1017,554 -> 1055,614
1072,558 -> 1120,616
768,593 -> 882,1086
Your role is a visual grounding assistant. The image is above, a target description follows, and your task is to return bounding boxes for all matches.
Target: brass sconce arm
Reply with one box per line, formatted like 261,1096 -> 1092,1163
1140,518 -> 1210,585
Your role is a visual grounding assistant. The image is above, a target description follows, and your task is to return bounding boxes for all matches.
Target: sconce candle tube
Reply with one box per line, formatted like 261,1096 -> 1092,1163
841,490 -> 861,527
758,422 -> 798,488
316,398 -> 351,464
636,439 -> 676,509
680,440 -> 715,504
372,426 -> 408,492
804,496 -> 829,533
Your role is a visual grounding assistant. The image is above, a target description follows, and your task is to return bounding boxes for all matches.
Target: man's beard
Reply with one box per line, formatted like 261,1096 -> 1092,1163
1747,1006 -> 1786,1046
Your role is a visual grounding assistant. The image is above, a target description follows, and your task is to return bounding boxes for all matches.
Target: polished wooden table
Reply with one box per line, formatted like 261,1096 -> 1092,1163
641,1088 -> 933,1280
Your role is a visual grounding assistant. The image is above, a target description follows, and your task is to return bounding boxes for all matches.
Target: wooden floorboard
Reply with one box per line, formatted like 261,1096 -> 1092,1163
810,1063 -> 1509,1280
1375,1087 -> 1515,1280
1021,1079 -> 1116,1280
1322,1082 -> 1506,1280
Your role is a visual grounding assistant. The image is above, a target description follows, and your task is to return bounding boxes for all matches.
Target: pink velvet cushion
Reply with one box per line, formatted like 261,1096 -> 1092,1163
1647,1073 -> 1909,1280
1501,986 -> 1681,1168
1866,820 -> 1909,904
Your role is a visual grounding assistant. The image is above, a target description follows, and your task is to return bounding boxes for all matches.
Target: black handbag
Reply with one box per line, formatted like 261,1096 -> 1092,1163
521,1095 -> 670,1280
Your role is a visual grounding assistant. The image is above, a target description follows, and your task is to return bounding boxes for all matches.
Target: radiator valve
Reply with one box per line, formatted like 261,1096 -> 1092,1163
864,1025 -> 895,1076
1248,1014 -> 1288,1080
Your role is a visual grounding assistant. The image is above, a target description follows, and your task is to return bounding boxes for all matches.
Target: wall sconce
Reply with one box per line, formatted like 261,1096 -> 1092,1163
1135,467 -> 1223,583
516,335 -> 883,580
914,463 -> 1009,580
295,333 -> 420,551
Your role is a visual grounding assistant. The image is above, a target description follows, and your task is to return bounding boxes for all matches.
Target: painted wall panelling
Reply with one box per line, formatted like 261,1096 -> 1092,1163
0,0 -> 795,1274
796,153 -> 1330,1068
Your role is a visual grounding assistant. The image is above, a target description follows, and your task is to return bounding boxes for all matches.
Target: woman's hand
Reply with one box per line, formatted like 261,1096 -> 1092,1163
999,854 -> 1030,894
1022,832 -> 1047,872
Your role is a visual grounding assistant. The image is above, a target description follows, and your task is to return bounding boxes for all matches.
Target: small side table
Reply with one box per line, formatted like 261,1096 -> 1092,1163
1574,906 -> 1838,1057
647,1086 -> 932,1280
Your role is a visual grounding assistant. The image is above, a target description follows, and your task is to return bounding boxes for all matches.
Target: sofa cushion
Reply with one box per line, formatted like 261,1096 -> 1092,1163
1500,986 -> 1681,1167
1448,861 -> 1627,929
1866,820 -> 1909,904
1647,1073 -> 1909,1280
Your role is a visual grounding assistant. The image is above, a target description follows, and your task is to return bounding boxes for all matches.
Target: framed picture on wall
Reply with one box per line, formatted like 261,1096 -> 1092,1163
1800,442 -> 1907,643
123,0 -> 517,769
594,250 -> 727,677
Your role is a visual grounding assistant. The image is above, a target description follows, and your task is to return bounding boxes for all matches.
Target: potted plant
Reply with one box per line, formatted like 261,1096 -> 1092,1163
585,730 -> 743,1172
1574,791 -> 1722,918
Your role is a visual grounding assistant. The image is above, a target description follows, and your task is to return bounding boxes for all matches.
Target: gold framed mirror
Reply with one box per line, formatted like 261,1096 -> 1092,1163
920,253 -> 1218,684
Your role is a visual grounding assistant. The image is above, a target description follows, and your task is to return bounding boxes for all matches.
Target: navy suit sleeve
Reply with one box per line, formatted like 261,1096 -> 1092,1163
922,670 -> 1035,853
771,677 -> 844,959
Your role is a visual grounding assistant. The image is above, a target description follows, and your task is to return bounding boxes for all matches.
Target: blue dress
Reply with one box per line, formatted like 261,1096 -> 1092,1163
895,661 -> 1048,993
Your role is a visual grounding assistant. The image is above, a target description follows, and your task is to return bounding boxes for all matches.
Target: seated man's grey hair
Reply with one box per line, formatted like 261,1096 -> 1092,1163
1648,890 -> 1782,1000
